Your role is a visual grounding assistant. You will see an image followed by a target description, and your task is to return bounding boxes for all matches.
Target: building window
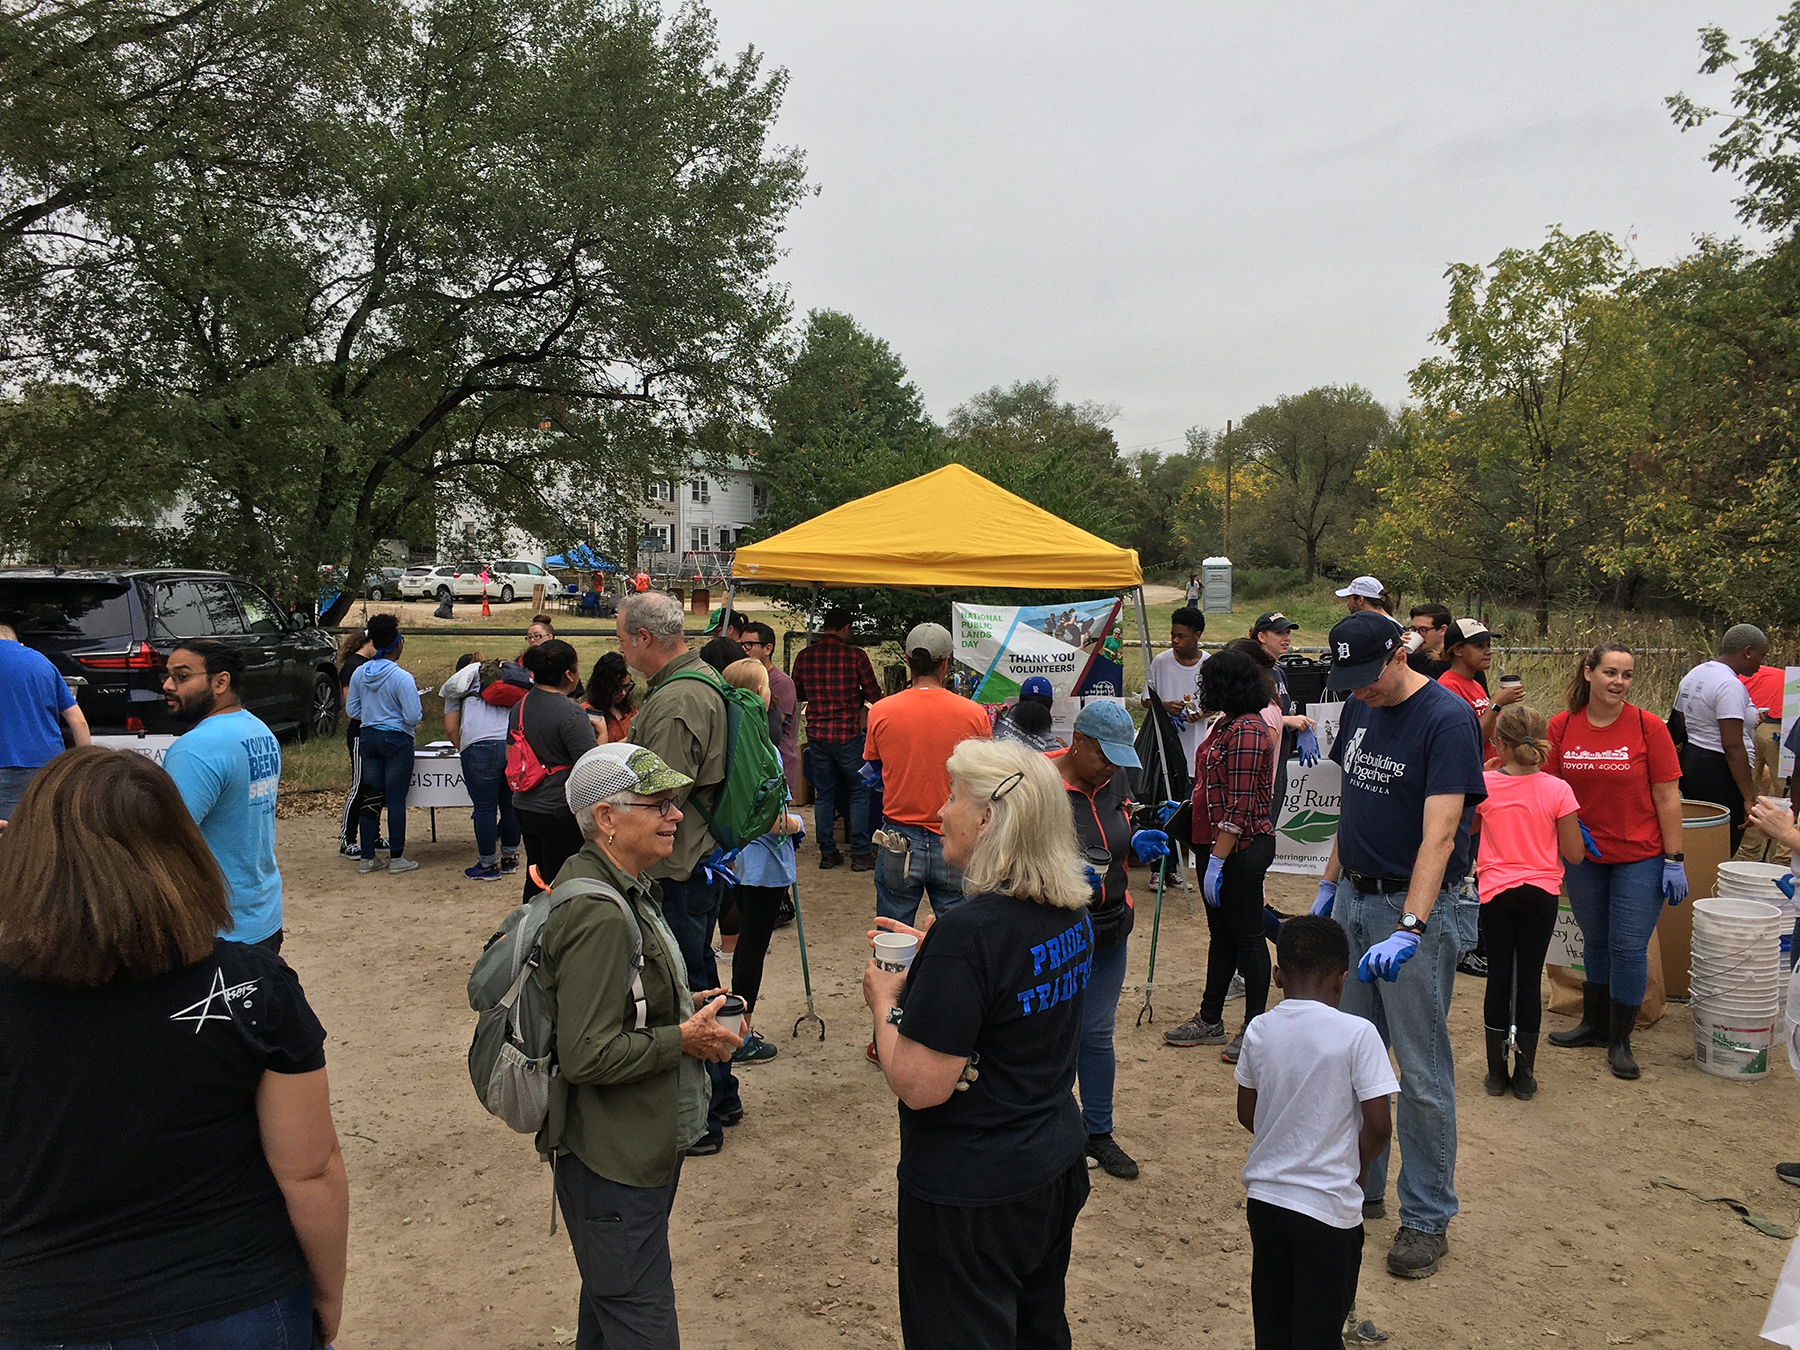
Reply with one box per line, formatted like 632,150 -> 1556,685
645,479 -> 673,503
689,526 -> 710,551
751,483 -> 768,512
690,480 -> 709,503
715,528 -> 732,548
646,525 -> 669,551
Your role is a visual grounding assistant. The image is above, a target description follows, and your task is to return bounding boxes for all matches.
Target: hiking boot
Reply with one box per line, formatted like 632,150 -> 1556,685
1362,1199 -> 1387,1222
1220,1032 -> 1244,1065
1607,999 -> 1641,1080
1776,1162 -> 1800,1187
465,861 -> 503,882
1484,1026 -> 1511,1097
819,851 -> 844,870
851,852 -> 876,872
720,1106 -> 744,1127
1344,1309 -> 1390,1343
1085,1133 -> 1140,1180
732,1031 -> 778,1064
1510,1032 -> 1539,1101
357,858 -> 382,874
684,1136 -> 723,1157
1387,1226 -> 1448,1279
1548,980 -> 1609,1048
500,853 -> 520,875
388,857 -> 420,874
1162,1016 -> 1226,1047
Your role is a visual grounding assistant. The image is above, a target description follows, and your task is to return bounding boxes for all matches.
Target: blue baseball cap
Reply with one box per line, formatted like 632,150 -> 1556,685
1020,675 -> 1054,701
1073,700 -> 1141,768
1325,611 -> 1405,691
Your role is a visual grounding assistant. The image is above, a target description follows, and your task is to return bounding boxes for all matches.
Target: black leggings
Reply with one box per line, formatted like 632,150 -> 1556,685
514,806 -> 585,900
1199,833 -> 1276,1026
1246,1198 -> 1363,1350
1482,885 -> 1559,1034
728,885 -> 785,1017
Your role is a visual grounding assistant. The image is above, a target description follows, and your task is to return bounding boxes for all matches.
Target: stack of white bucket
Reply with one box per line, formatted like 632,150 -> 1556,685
1690,895 -> 1786,1080
1715,862 -> 1798,1014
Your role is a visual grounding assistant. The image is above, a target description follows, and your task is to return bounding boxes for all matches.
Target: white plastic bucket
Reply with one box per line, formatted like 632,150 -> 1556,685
1694,897 -> 1786,928
1692,1003 -> 1775,1080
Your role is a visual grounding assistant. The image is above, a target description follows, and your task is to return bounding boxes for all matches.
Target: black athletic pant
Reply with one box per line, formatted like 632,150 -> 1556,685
555,1151 -> 682,1350
515,806 -> 585,900
897,1160 -> 1089,1350
1246,1198 -> 1362,1350
729,885 -> 785,1017
1199,833 -> 1276,1027
1481,884 -> 1559,1033
1681,744 -> 1748,853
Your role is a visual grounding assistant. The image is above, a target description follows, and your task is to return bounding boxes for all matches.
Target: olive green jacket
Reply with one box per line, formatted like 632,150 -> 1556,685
630,648 -> 728,880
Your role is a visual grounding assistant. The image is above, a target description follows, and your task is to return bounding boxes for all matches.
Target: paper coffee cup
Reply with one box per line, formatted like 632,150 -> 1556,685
716,993 -> 747,1037
873,932 -> 918,973
1499,674 -> 1522,688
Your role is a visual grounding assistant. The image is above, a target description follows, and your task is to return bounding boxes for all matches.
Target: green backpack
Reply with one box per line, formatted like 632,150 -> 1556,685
658,667 -> 788,850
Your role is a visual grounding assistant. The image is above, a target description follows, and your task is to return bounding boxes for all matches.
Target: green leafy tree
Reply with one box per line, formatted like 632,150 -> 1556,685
1120,443 -> 1208,577
0,0 -> 806,598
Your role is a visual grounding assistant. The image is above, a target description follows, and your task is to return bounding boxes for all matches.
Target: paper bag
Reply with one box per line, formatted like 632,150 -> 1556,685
1544,927 -> 1664,1029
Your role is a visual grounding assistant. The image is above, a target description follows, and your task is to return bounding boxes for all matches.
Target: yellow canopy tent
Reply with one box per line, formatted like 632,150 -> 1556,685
728,464 -> 1141,590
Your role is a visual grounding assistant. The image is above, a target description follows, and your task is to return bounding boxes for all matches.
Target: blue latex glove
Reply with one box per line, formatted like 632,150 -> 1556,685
1156,799 -> 1183,825
1578,821 -> 1601,861
1357,930 -> 1421,983
859,759 -> 883,789
1169,707 -> 1188,729
1082,864 -> 1106,891
1312,877 -> 1338,916
1662,858 -> 1689,906
1131,829 -> 1171,863
1202,854 -> 1225,907
1296,726 -> 1321,767
1777,873 -> 1796,901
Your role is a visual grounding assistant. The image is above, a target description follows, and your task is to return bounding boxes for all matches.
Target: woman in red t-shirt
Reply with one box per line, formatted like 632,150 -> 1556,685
1544,641 -> 1688,1080
1437,619 -> 1523,763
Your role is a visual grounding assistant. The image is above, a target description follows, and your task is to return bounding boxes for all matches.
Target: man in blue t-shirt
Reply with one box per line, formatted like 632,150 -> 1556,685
0,623 -> 91,822
1311,611 -> 1484,1282
160,640 -> 285,950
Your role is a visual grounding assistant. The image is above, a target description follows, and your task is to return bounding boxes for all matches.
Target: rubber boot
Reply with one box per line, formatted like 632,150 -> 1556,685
1548,981 -> 1608,1048
1510,1032 -> 1539,1100
1607,1000 -> 1641,1080
1484,1027 -> 1510,1096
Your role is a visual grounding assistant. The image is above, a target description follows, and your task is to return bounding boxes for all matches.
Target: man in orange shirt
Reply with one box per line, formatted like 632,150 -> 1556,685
1736,661 -> 1788,861
863,622 -> 992,926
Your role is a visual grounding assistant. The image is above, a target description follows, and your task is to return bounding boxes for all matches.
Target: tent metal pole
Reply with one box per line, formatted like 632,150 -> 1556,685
1132,586 -> 1174,805
1132,583 -> 1177,1024
722,579 -> 737,634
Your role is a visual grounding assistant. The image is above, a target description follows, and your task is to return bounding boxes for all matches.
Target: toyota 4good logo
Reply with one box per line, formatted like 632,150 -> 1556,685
1278,809 -> 1339,845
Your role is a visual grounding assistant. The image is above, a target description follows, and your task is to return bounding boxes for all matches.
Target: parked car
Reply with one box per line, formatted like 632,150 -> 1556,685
485,558 -> 558,604
396,559 -> 557,604
364,567 -> 405,600
398,564 -> 459,601
0,568 -> 341,740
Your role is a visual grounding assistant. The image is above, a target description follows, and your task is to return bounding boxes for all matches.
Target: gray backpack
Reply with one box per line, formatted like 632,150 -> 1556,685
467,877 -> 646,1134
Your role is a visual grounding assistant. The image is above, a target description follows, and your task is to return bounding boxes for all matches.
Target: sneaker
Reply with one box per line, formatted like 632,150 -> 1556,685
1344,1310 -> 1390,1343
1387,1226 -> 1448,1279
500,853 -> 520,875
1085,1132 -> 1140,1180
1162,1016 -> 1227,1047
357,858 -> 382,874
1456,952 -> 1489,978
684,1136 -> 723,1157
819,851 -> 844,870
1220,1032 -> 1244,1064
1225,973 -> 1246,1002
866,1040 -> 881,1064
732,1032 -> 778,1064
339,842 -> 362,859
1777,1162 -> 1800,1188
464,862 -> 503,882
775,894 -> 796,926
850,852 -> 876,872
720,1106 -> 744,1127
1363,1199 -> 1387,1222
388,857 -> 420,874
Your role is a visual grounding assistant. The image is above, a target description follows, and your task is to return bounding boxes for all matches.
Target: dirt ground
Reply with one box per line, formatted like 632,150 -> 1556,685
276,805 -> 1800,1349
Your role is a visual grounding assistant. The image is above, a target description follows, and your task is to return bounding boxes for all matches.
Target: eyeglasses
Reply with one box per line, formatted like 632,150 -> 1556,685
617,797 -> 677,818
1410,621 -> 1441,634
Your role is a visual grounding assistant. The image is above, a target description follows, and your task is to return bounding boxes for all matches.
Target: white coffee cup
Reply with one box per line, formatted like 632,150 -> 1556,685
873,932 -> 918,973
716,994 -> 747,1038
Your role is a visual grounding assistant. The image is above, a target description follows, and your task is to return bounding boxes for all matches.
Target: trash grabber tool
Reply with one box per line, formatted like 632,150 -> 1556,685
790,875 -> 825,1041
1136,856 -> 1166,1026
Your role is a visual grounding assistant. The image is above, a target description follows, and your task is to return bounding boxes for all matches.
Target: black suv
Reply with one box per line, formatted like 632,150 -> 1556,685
0,569 -> 341,739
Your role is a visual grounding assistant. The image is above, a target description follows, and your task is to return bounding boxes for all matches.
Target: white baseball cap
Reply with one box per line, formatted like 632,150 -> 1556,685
1334,575 -> 1385,600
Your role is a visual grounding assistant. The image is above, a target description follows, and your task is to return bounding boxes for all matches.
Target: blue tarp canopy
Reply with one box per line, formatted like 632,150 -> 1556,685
543,544 -> 617,570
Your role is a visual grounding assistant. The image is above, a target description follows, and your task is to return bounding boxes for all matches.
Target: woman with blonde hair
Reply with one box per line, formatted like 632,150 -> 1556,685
0,748 -> 348,1347
1471,704 -> 1587,1101
862,738 -> 1092,1349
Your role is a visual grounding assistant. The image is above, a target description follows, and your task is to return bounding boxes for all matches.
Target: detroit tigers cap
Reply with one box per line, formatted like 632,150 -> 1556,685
1325,611 -> 1406,691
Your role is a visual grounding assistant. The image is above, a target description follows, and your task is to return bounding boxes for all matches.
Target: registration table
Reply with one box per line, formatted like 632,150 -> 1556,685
407,743 -> 472,841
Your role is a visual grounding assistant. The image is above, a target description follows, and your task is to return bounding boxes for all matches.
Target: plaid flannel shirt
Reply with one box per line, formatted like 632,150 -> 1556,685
791,633 -> 882,744
1191,713 -> 1275,852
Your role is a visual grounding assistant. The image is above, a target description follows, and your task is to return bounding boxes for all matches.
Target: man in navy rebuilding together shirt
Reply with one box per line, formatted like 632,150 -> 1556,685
1310,611 -> 1486,1282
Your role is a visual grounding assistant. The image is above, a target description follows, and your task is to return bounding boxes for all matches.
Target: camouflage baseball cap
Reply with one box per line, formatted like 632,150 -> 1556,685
565,744 -> 692,815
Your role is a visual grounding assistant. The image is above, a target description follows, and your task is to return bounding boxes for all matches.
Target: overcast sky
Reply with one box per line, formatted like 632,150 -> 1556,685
709,1 -> 1784,456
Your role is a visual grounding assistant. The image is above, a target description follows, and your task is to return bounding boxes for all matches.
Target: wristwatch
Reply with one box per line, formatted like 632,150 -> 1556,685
1664,852 -> 1685,862
1397,912 -> 1426,937
885,1006 -> 905,1026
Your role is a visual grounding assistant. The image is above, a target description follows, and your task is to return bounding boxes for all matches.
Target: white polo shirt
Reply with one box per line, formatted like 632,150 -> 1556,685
1675,659 -> 1757,755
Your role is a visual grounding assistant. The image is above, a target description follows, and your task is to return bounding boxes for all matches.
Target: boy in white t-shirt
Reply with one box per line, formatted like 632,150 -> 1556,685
1235,916 -> 1398,1347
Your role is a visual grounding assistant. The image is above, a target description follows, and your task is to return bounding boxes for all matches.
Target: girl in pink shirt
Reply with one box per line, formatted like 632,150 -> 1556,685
1471,705 -> 1587,1102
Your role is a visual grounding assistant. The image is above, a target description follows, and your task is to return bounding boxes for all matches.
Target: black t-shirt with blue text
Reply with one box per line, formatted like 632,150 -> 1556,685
0,939 -> 326,1341
895,893 -> 1091,1206
1328,679 -> 1486,888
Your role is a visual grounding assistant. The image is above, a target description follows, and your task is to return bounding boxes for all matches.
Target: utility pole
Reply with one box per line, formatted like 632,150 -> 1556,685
1223,419 -> 1233,558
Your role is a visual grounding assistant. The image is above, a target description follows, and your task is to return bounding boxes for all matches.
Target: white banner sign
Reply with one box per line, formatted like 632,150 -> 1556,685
1782,667 -> 1800,780
93,733 -> 178,765
1546,901 -> 1586,972
408,751 -> 471,809
1268,703 -> 1346,876
952,598 -> 1126,703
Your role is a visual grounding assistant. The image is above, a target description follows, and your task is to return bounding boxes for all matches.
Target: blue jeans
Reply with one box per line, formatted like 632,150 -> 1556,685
810,738 -> 870,856
1561,855 -> 1664,1005
1335,882 -> 1460,1236
1077,937 -> 1129,1135
0,1283 -> 312,1349
461,739 -> 519,865
659,873 -> 741,1145
0,764 -> 40,822
358,728 -> 416,859
873,820 -> 968,926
